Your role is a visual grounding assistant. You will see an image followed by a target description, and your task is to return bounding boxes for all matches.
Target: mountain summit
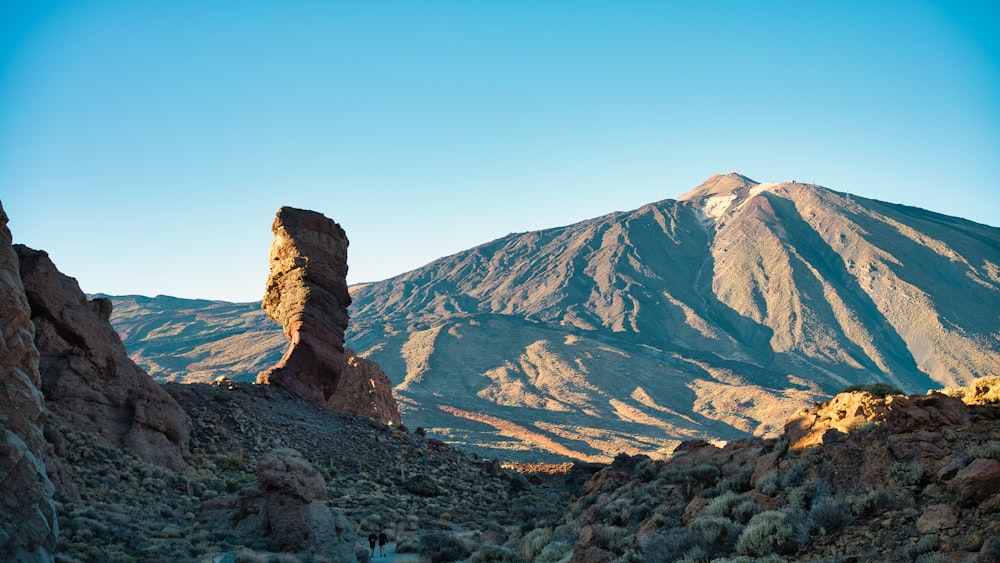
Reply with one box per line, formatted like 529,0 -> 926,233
107,174 -> 1000,462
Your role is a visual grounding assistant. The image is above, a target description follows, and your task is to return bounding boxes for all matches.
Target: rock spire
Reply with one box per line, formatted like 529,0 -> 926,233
258,206 -> 400,426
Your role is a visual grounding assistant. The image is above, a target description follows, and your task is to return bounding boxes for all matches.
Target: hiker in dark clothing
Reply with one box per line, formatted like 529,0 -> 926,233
378,530 -> 389,556
368,532 -> 377,557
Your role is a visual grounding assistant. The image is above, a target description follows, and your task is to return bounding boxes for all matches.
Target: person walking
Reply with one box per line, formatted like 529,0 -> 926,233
378,530 -> 388,557
367,531 -> 377,558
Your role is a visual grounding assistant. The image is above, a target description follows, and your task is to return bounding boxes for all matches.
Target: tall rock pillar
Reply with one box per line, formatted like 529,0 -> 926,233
257,207 -> 401,426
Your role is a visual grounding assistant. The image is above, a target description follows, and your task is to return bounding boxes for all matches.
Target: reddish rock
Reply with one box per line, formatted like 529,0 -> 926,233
571,524 -> 616,563
916,504 -> 958,533
199,447 -> 356,557
951,458 -> 1000,502
15,245 -> 189,471
334,348 -> 402,426
257,207 -> 401,426
785,391 -> 971,450
681,496 -> 711,524
0,204 -> 57,561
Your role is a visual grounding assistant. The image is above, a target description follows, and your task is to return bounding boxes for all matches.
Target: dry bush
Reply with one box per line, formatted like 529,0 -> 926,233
944,376 -> 1000,404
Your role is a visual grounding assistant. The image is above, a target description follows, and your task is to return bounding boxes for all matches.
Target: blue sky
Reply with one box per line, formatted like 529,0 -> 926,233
2,1 -> 998,302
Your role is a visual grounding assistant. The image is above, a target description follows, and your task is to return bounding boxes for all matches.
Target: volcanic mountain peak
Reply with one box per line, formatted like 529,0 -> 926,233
677,172 -> 775,222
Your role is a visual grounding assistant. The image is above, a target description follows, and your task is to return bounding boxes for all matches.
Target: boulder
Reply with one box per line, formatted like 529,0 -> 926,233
200,447 -> 356,558
257,207 -> 401,426
950,458 -> 1000,502
15,245 -> 189,471
916,504 -> 958,533
0,202 -> 57,561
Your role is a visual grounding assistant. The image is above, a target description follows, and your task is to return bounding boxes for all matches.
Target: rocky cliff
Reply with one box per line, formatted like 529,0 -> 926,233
257,206 -> 400,426
15,245 -> 190,471
0,204 -> 58,561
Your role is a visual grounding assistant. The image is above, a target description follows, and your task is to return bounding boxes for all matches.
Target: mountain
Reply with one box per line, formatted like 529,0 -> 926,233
106,173 -> 1000,462
102,294 -> 285,382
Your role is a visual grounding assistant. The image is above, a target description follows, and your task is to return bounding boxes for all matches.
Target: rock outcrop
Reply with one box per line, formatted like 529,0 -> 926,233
784,391 -> 971,450
257,206 -> 401,426
0,204 -> 58,561
199,447 -> 357,558
336,348 -> 402,426
15,245 -> 189,471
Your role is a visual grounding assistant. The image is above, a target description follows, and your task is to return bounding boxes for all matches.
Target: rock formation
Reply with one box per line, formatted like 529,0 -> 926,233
15,245 -> 189,471
0,204 -> 58,561
336,348 -> 402,426
784,391 -> 971,451
257,206 -> 401,426
199,447 -> 357,558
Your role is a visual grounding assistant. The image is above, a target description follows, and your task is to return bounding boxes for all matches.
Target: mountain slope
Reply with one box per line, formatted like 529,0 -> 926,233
346,173 -> 1000,460
104,294 -> 285,382
107,173 -> 1000,462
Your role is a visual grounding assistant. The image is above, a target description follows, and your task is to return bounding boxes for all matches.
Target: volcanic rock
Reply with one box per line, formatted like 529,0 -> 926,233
951,458 -> 1000,502
784,391 -> 970,450
15,245 -> 189,471
257,206 -> 401,425
199,447 -> 356,557
335,348 -> 402,426
0,204 -> 57,561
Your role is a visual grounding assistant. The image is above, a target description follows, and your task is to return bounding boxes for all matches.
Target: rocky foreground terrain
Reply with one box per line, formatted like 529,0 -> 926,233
42,377 -> 1000,562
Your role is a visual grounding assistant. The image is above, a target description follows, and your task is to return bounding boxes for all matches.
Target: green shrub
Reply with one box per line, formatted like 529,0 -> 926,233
967,441 -> 1000,460
519,527 -> 552,560
661,464 -> 721,497
788,477 -> 826,509
405,474 -> 443,497
755,471 -> 780,496
511,494 -> 546,525
891,461 -> 925,486
853,488 -> 899,516
640,527 -> 705,563
595,525 -> 632,554
468,545 -> 526,563
710,556 -> 783,563
419,532 -> 471,563
703,491 -> 759,524
534,540 -> 572,563
719,465 -> 755,494
736,511 -> 797,557
215,452 -> 251,471
809,497 -> 854,533
688,515 -> 743,556
780,460 -> 808,489
843,382 -> 903,397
